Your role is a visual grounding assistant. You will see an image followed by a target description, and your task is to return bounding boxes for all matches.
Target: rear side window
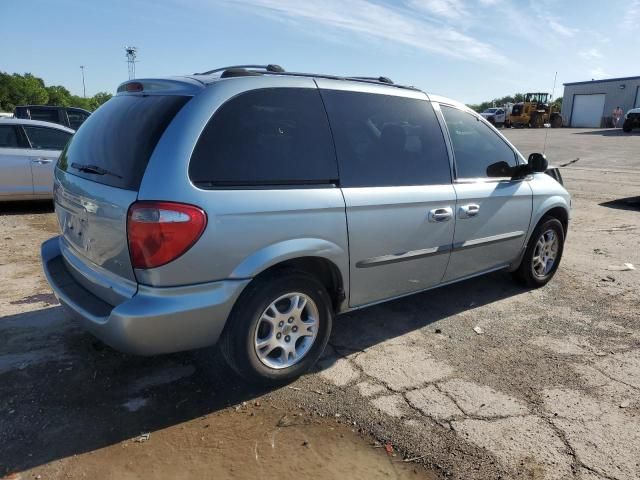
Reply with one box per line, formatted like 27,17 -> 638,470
23,126 -> 71,150
189,88 -> 338,187
58,95 -> 189,190
441,105 -> 517,178
320,90 -> 451,187
28,108 -> 60,123
0,125 -> 20,148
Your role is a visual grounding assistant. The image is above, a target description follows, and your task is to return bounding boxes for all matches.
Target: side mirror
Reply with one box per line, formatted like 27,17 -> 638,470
486,161 -> 514,178
528,153 -> 548,173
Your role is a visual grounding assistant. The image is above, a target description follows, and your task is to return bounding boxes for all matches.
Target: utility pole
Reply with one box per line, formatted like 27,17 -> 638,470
80,65 -> 86,98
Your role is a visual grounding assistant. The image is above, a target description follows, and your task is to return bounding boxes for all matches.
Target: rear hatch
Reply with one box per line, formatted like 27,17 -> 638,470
54,93 -> 190,290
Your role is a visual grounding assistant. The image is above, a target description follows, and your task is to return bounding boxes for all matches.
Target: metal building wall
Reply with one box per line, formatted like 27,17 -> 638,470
561,77 -> 640,127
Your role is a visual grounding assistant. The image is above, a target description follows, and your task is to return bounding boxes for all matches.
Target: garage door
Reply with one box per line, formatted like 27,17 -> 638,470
571,94 -> 605,127
635,87 -> 640,108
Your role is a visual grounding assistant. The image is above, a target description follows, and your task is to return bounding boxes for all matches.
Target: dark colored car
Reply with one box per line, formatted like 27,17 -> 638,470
14,105 -> 91,130
622,108 -> 640,132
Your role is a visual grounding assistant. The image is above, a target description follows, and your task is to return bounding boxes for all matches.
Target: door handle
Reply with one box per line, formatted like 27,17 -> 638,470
458,204 -> 480,219
31,158 -> 53,165
428,207 -> 453,222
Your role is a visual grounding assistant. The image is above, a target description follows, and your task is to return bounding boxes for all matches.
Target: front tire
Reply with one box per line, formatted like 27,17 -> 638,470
513,217 -> 565,288
622,120 -> 633,133
220,269 -> 333,385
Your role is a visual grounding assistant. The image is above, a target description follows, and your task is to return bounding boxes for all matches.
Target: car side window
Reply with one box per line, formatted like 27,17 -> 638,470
320,90 -> 451,187
441,105 -> 517,179
190,88 -> 338,187
67,110 -> 89,130
28,109 -> 59,123
23,126 -> 72,150
0,125 -> 20,148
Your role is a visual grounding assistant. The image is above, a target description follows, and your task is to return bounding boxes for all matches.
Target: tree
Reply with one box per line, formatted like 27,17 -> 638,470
0,71 -> 113,112
46,85 -> 72,106
468,93 -> 527,113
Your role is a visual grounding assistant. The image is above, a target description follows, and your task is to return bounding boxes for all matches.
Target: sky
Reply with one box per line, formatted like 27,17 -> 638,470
2,0 -> 638,104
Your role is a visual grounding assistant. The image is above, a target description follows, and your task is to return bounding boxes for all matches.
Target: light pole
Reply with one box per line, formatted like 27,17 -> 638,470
80,65 -> 86,98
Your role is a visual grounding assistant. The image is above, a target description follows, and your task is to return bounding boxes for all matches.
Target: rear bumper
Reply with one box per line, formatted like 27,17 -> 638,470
41,236 -> 250,355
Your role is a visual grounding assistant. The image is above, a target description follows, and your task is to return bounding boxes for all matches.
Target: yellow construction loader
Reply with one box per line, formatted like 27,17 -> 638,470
509,93 -> 562,128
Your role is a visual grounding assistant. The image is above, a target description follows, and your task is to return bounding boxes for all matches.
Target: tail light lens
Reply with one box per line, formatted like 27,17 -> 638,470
127,201 -> 207,269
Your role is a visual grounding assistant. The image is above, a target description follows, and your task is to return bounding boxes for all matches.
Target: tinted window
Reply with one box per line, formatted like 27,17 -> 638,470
190,88 -> 337,187
67,110 -> 90,130
59,95 -> 189,190
0,126 -> 20,148
320,90 -> 451,187
28,108 -> 60,123
441,105 -> 517,178
24,126 -> 71,150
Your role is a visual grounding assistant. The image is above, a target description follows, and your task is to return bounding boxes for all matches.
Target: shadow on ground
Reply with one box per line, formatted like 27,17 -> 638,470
573,129 -> 640,137
0,200 -> 54,216
0,271 -> 525,474
600,196 -> 640,212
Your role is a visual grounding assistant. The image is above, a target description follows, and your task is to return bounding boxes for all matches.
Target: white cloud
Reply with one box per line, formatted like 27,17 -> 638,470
624,0 -> 640,31
545,17 -> 578,37
589,67 -> 609,79
225,0 -> 507,64
578,48 -> 603,61
408,0 -> 468,19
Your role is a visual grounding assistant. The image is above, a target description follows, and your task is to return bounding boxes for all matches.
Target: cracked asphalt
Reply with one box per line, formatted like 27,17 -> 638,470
1,128 -> 639,479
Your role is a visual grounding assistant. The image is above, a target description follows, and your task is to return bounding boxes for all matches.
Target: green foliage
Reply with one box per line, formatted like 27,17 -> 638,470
0,72 -> 112,112
552,96 -> 563,110
467,93 -> 525,113
468,93 -> 561,113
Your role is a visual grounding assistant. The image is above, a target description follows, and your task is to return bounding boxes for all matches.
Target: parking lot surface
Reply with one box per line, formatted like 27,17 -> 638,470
1,128 -> 639,479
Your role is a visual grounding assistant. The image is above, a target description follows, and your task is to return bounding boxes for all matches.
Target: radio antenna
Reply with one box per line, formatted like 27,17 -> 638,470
543,71 -> 558,154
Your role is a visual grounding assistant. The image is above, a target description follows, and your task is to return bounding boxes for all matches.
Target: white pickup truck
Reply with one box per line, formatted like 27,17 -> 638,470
480,107 -> 508,127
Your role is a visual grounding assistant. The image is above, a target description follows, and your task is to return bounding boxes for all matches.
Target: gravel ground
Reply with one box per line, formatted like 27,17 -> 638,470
1,127 -> 638,479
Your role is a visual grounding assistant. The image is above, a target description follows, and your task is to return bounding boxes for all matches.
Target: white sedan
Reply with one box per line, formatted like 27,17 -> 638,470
0,118 -> 74,201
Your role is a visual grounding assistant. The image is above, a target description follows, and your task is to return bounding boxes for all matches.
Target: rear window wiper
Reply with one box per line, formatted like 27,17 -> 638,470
71,163 -> 123,179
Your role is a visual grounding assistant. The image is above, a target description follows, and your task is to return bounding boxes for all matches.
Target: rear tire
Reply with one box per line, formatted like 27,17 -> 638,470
513,217 -> 564,288
220,269 -> 333,385
622,120 -> 633,133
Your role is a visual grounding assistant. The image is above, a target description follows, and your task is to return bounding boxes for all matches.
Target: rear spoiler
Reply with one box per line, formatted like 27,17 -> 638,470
116,78 -> 204,96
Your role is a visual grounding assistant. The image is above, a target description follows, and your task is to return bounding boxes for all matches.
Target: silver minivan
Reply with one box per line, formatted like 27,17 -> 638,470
41,65 -> 570,384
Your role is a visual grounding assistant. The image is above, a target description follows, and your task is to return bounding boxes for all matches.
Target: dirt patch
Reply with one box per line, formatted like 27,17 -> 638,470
15,406 -> 434,480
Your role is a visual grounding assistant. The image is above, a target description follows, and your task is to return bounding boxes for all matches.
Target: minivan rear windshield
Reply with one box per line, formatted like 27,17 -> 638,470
58,95 -> 189,190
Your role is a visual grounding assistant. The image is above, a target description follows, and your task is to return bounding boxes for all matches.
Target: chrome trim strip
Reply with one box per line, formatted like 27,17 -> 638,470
355,231 -> 524,269
356,245 -> 451,268
453,230 -> 525,251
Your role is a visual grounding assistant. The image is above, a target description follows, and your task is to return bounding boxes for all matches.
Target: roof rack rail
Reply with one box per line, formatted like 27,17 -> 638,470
348,76 -> 394,85
194,64 -> 285,76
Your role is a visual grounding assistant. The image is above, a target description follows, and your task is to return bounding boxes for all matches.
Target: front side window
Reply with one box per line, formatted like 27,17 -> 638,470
441,105 -> 517,179
190,88 -> 338,187
320,90 -> 451,187
23,126 -> 72,150
0,125 -> 20,148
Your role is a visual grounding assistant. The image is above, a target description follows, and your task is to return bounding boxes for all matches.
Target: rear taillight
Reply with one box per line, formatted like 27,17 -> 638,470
127,201 -> 207,269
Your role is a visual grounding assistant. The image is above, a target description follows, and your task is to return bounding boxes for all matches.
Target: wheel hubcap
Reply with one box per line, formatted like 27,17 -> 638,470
532,229 -> 559,278
253,292 -> 319,369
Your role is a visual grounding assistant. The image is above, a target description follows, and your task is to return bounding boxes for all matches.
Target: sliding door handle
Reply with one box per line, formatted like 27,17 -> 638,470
458,204 -> 480,219
428,207 -> 453,222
